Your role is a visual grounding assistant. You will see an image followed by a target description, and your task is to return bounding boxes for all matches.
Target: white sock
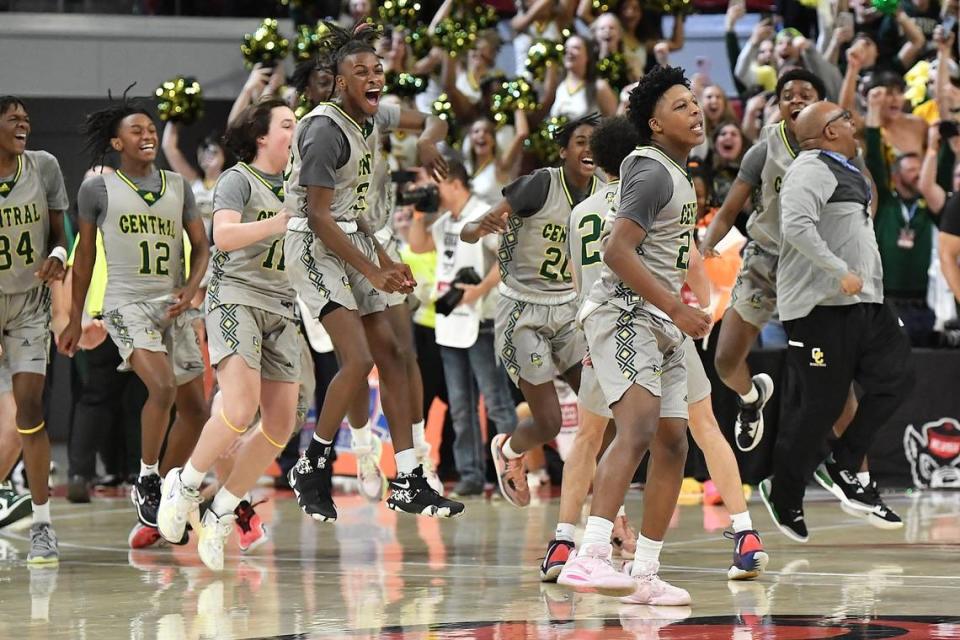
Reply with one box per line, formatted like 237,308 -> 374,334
502,437 -> 523,460
739,383 -> 759,404
313,433 -> 333,445
351,421 -> 374,449
857,471 -> 871,485
180,461 -> 205,489
412,420 -> 426,453
395,448 -> 419,475
632,534 -> 663,572
581,516 -> 615,548
32,501 -> 51,524
139,460 -> 159,478
210,488 -> 242,518
555,522 -> 576,543
730,511 -> 753,533
616,505 -> 626,518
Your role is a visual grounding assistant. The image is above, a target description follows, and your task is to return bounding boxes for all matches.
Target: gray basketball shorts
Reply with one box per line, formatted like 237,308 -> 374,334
102,299 -> 204,386
0,286 -> 51,377
578,363 -> 613,419
374,226 -> 408,309
582,302 -> 687,420
285,229 -> 387,319
206,304 -> 301,383
494,296 -> 586,386
729,242 -> 778,329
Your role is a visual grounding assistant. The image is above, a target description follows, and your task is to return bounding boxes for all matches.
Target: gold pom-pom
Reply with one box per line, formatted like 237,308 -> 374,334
433,17 -> 478,58
490,77 -> 539,129
645,0 -> 695,16
378,0 -> 423,31
293,24 -> 322,62
524,115 -> 568,165
155,76 -> 204,125
597,53 -> 630,92
295,93 -> 315,121
592,0 -> 620,12
241,18 -> 291,69
385,71 -> 429,98
432,92 -> 454,122
405,25 -> 434,59
525,39 -> 564,81
470,2 -> 499,30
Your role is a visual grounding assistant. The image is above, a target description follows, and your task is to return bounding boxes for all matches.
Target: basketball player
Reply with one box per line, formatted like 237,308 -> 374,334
156,99 -> 299,570
700,69 -> 826,452
0,96 -> 69,563
557,66 -> 711,603
460,113 -> 604,508
284,23 -> 463,521
60,101 -> 210,531
0,359 -> 33,530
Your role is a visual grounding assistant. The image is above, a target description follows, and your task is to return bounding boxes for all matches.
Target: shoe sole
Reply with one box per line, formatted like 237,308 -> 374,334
727,551 -> 769,581
490,434 -> 530,509
240,525 -> 270,554
157,470 -> 190,543
26,556 -> 59,566
813,467 -> 874,513
558,573 -> 636,598
758,480 -> 808,544
840,502 -> 904,530
128,525 -> 163,549
287,469 -> 337,522
386,500 -> 465,518
736,374 -> 773,453
540,564 -> 564,583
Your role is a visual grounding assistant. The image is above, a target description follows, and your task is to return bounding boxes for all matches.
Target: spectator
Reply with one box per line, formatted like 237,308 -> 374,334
843,64 -> 928,155
463,112 -> 529,206
545,34 -> 618,119
708,122 -> 748,208
590,13 -> 641,84
691,85 -> 736,159
737,26 -> 843,100
511,0 -> 577,80
407,157 -> 517,497
919,120 -> 960,324
865,87 -> 940,345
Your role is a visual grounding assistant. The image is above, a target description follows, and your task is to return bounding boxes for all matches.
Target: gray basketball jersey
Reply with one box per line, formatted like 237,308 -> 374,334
363,152 -> 395,233
0,151 -> 50,294
499,167 -> 601,301
100,170 -> 185,311
591,146 -> 697,312
747,121 -> 798,255
207,164 -> 295,318
285,102 -> 379,224
569,180 -> 618,305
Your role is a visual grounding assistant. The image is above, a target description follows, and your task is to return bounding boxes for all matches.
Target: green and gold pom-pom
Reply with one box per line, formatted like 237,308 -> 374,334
434,17 -> 478,57
871,0 -> 898,15
241,18 -> 291,69
597,53 -> 629,92
378,0 -> 423,31
295,93 -> 315,121
470,2 -> 499,29
155,76 -> 204,125
405,25 -> 435,59
385,71 -> 429,98
293,24 -> 323,62
645,0 -> 695,16
490,77 -> 539,128
432,92 -> 455,122
525,39 -> 565,81
524,115 -> 568,165
592,0 -> 620,13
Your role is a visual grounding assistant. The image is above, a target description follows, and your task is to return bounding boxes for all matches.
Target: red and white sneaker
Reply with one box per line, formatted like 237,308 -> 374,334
611,513 -> 637,559
235,500 -> 268,553
620,560 -> 692,606
128,523 -> 163,549
490,434 -> 530,508
540,539 -> 575,582
557,542 -> 636,597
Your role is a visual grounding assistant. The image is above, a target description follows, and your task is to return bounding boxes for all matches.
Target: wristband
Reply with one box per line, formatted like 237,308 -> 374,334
49,246 -> 67,264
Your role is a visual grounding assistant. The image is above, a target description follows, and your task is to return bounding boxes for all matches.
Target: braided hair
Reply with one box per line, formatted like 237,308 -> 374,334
318,21 -> 381,75
80,85 -> 153,168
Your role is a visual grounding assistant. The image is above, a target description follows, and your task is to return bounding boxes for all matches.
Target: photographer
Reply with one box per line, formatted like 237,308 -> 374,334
407,158 -> 517,498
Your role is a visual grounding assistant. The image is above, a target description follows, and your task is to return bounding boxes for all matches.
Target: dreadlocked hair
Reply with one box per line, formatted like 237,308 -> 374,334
627,65 -> 690,144
318,21 -> 381,74
0,96 -> 26,116
555,112 -> 602,149
80,84 -> 152,168
291,49 -> 336,94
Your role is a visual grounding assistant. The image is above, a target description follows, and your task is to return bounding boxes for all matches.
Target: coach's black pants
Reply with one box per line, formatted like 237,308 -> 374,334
771,303 -> 913,507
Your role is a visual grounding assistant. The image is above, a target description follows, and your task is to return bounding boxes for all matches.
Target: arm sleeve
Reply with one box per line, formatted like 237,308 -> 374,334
375,103 -> 402,132
938,142 -> 956,191
864,127 -> 893,203
180,176 -> 200,222
615,156 -> 674,231
737,140 -> 768,186
503,169 -> 552,217
212,170 -> 252,214
779,159 -> 850,276
37,152 -> 69,210
298,117 -> 350,189
734,41 -> 759,87
76,176 -> 106,225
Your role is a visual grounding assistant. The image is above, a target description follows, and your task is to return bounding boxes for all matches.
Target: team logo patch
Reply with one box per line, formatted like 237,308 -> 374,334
903,417 -> 960,489
748,293 -> 763,309
253,335 -> 262,356
810,348 -> 826,367
530,353 -> 543,368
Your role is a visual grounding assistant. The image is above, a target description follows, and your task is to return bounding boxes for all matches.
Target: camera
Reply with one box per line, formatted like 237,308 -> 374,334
392,169 -> 441,213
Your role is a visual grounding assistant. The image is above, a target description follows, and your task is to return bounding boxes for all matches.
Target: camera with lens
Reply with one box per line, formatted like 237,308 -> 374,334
392,170 -> 441,213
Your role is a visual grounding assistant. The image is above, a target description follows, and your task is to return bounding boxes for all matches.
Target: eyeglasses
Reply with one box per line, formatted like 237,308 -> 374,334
823,110 -> 853,135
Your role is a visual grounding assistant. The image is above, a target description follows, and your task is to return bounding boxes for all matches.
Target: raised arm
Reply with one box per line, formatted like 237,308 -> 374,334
161,122 -> 200,183
511,0 -> 553,34
496,109 -> 530,181
864,87 -> 894,202
920,124 -> 948,213
895,9 -> 927,69
407,210 -> 436,254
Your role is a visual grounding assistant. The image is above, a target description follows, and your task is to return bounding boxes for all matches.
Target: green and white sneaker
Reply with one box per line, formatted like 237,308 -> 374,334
27,522 -> 59,565
0,481 -> 32,529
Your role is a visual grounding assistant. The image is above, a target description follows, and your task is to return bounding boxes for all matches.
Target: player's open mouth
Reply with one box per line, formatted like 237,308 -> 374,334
790,109 -> 803,120
140,143 -> 156,151
691,122 -> 704,134
365,89 -> 381,106
581,157 -> 595,169
14,133 -> 27,142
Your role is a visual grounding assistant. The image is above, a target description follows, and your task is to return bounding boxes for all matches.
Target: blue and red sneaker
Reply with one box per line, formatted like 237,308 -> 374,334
540,539 -> 575,582
725,529 -> 769,580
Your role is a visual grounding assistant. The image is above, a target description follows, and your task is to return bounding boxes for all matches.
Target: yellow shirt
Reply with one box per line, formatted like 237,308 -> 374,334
401,246 -> 437,329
